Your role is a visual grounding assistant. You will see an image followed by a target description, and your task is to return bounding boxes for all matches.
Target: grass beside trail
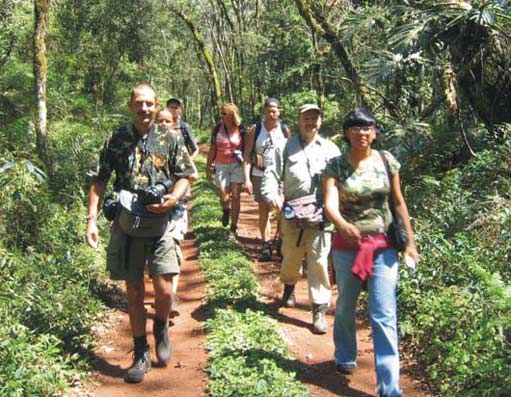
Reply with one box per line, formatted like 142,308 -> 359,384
192,157 -> 310,397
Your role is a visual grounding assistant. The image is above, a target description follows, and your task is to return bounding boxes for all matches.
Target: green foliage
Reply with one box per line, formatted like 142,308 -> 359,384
47,119 -> 106,199
0,322 -> 71,397
0,158 -> 49,249
398,142 -> 511,396
206,310 -> 309,397
193,158 -> 310,397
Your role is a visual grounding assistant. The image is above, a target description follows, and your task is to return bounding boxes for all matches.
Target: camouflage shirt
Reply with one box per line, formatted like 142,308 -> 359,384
323,150 -> 400,235
92,123 -> 195,191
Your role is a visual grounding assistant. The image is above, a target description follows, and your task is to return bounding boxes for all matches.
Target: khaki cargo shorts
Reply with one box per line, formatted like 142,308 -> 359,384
106,220 -> 180,281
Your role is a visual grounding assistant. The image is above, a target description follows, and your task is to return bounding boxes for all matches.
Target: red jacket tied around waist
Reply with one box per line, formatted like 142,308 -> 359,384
332,232 -> 392,281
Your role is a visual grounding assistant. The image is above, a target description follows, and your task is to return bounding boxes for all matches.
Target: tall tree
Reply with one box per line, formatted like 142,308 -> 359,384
294,0 -> 373,109
170,6 -> 223,110
34,0 -> 49,165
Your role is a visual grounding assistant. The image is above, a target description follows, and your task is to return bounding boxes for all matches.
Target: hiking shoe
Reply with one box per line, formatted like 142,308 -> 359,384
312,304 -> 328,334
169,294 -> 180,318
335,363 -> 355,375
153,317 -> 172,366
221,209 -> 230,227
124,349 -> 151,383
282,284 -> 296,308
259,241 -> 272,262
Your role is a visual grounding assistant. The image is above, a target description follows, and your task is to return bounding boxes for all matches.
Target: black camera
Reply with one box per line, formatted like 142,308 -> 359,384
102,197 -> 119,221
137,179 -> 174,205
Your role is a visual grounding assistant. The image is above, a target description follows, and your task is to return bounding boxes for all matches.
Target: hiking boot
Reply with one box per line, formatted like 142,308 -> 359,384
312,303 -> 328,334
335,363 -> 355,375
153,317 -> 172,366
221,208 -> 230,227
169,294 -> 180,318
259,241 -> 272,262
282,284 -> 296,308
124,349 -> 151,383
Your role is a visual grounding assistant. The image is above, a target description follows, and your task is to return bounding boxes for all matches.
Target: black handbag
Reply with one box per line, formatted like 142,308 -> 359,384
378,151 -> 409,252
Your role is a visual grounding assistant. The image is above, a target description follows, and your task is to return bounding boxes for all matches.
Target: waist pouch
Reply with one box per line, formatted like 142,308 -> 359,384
283,194 -> 324,246
284,194 -> 324,225
118,190 -> 169,238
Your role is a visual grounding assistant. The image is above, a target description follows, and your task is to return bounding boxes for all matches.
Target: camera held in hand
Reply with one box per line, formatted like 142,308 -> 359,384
102,197 -> 119,221
137,179 -> 174,205
233,149 -> 243,164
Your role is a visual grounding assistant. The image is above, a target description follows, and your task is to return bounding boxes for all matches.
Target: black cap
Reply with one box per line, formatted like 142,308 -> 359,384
264,97 -> 280,108
166,97 -> 182,107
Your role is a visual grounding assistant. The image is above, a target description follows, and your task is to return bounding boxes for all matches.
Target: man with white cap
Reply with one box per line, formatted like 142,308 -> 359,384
261,103 -> 340,334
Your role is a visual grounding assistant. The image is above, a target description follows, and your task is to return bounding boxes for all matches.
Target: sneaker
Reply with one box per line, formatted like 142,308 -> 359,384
124,349 -> 151,383
335,363 -> 355,375
259,241 -> 272,262
221,209 -> 230,227
169,294 -> 180,318
312,304 -> 328,334
281,284 -> 296,308
153,317 -> 172,366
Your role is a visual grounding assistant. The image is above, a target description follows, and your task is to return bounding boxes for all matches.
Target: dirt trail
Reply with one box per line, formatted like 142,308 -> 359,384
89,235 -> 207,397
236,192 -> 426,397
87,177 -> 426,397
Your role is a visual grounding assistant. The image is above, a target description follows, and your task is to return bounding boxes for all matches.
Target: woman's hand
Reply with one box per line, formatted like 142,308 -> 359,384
404,244 -> 419,265
338,221 -> 362,246
244,179 -> 253,195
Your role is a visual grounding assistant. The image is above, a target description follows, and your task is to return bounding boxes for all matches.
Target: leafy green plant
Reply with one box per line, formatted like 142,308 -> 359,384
192,158 -> 310,397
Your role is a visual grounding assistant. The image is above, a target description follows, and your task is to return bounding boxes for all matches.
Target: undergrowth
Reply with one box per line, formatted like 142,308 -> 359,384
192,158 -> 310,397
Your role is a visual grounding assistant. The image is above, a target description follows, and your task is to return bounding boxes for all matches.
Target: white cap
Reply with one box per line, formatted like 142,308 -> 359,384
299,103 -> 322,114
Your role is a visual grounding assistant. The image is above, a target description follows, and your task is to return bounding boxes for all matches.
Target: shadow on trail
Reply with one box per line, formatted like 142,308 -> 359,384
90,279 -> 128,313
91,353 -> 125,379
298,360 -> 374,397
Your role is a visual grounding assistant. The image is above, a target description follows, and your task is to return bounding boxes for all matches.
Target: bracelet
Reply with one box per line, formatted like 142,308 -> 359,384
85,214 -> 96,222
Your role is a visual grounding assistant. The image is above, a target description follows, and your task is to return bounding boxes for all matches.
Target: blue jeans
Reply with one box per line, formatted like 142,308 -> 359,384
332,248 -> 402,397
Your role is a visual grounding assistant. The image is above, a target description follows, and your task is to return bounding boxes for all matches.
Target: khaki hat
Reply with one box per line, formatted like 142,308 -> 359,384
299,103 -> 322,114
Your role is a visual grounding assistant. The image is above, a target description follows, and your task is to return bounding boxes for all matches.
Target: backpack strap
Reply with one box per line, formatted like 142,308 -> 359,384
179,120 -> 198,155
281,123 -> 290,138
211,123 -> 221,145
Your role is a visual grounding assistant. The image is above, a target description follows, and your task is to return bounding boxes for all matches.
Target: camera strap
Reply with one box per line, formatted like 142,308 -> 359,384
224,124 -> 241,160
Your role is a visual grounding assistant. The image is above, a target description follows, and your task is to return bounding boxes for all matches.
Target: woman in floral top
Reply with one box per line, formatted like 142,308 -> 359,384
323,109 -> 419,397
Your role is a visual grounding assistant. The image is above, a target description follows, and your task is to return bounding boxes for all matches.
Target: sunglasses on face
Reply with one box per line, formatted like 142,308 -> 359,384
348,126 -> 374,134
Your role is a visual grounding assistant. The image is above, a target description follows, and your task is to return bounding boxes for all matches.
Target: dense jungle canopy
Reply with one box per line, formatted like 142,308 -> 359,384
1,1 -> 511,396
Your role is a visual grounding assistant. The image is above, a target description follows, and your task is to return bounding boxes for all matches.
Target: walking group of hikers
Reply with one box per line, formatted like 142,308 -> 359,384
85,82 -> 419,397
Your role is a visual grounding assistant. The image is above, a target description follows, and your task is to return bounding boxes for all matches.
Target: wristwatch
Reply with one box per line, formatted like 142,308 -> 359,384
85,214 -> 96,222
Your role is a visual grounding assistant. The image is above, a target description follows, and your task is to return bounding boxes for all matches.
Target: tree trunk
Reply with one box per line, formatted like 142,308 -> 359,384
34,0 -> 49,166
171,7 -> 223,110
294,0 -> 373,109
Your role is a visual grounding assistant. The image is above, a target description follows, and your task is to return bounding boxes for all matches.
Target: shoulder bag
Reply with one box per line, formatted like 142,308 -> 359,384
378,151 -> 408,252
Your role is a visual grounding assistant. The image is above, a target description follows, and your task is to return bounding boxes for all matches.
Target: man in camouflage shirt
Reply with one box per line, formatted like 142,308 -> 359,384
85,83 -> 195,384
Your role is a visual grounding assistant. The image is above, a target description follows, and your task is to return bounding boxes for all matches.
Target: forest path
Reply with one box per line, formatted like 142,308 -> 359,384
236,192 -> 426,397
85,158 -> 426,397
